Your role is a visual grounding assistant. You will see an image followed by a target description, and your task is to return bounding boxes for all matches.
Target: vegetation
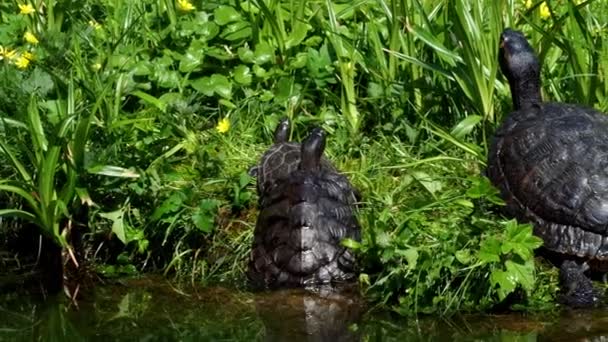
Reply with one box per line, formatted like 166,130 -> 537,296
0,0 -> 606,315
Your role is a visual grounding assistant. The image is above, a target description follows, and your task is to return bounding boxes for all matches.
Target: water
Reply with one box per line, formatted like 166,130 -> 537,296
2,276 -> 608,341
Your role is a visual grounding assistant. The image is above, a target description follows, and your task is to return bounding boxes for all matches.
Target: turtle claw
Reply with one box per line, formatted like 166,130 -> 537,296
558,260 -> 601,308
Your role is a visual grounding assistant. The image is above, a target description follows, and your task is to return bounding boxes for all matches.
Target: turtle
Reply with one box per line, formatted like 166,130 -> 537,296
248,127 -> 361,288
486,28 -> 608,307
248,118 -> 338,198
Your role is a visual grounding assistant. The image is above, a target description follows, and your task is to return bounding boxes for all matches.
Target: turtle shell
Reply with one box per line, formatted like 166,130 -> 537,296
248,127 -> 360,288
248,167 -> 360,288
487,102 -> 608,270
255,141 -> 337,197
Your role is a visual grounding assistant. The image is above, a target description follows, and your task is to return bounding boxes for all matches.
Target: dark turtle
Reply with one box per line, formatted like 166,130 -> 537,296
487,28 -> 608,307
248,118 -> 337,198
248,127 -> 361,288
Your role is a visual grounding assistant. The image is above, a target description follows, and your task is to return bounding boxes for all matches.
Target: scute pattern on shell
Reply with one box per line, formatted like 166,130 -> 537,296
487,102 -> 608,269
248,168 -> 360,288
256,142 -> 336,198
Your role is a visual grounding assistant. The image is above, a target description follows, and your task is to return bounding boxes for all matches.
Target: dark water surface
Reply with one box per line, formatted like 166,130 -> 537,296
1,276 -> 608,341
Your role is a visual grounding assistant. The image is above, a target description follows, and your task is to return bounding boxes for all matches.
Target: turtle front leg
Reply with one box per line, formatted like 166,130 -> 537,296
558,260 -> 601,308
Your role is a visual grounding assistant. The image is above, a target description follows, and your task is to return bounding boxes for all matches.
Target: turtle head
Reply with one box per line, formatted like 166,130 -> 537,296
300,127 -> 326,172
499,29 -> 542,110
274,117 -> 291,144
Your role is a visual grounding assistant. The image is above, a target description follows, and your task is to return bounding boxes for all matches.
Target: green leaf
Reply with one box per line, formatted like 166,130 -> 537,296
221,21 -> 252,41
233,65 -> 252,85
239,172 -> 251,188
411,171 -> 442,196
179,50 -> 204,73
490,269 -> 517,301
191,74 -> 232,99
27,96 -> 48,154
254,41 -> 274,65
151,192 -> 185,221
396,248 -> 418,269
88,165 -> 140,178
131,91 -> 166,112
450,115 -> 481,139
0,209 -> 38,224
237,46 -> 255,63
466,176 -> 505,205
478,236 -> 501,263
99,209 -> 127,244
192,209 -> 214,233
341,238 -> 361,249
199,22 -> 220,41
214,6 -> 241,26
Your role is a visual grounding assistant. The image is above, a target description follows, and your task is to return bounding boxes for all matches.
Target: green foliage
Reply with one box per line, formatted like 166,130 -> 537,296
0,0 -> 606,314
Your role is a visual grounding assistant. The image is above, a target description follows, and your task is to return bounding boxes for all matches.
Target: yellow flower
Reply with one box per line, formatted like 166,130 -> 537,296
216,117 -> 230,133
92,62 -> 102,71
24,31 -> 39,45
18,3 -> 35,15
524,0 -> 532,8
22,51 -> 34,61
177,0 -> 195,12
539,2 -> 550,19
14,55 -> 30,69
2,47 -> 17,60
88,20 -> 102,30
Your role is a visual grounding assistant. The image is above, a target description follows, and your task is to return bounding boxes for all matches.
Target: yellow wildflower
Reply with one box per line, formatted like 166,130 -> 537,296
524,0 -> 550,19
2,48 -> 17,60
18,3 -> 35,15
24,31 -> 39,45
92,62 -> 102,71
88,20 -> 102,30
14,55 -> 30,69
22,51 -> 34,61
177,0 -> 195,12
216,117 -> 230,133
539,2 -> 550,19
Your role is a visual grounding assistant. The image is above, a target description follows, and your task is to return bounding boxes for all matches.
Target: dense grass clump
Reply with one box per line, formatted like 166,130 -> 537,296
0,0 -> 606,314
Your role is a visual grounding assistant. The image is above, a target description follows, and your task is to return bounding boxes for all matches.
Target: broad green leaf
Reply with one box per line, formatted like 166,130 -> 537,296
192,211 -> 214,233
396,248 -> 418,269
191,74 -> 232,99
179,50 -> 204,73
221,21 -> 251,41
99,209 -> 127,244
411,171 -> 442,196
214,6 -> 241,26
490,269 -> 516,301
478,236 -> 501,263
151,192 -> 185,221
199,22 -> 220,41
233,65 -> 252,85
237,46 -> 255,63
254,41 -> 274,65
238,172 -> 251,188
450,115 -> 482,139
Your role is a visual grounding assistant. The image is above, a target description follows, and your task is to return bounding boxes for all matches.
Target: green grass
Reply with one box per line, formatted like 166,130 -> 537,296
0,0 -> 606,314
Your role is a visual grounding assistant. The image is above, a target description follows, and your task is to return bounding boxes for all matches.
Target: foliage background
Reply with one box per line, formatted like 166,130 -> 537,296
0,0 -> 606,314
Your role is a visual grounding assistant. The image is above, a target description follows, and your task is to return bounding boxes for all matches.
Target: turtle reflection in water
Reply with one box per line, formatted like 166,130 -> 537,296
254,287 -> 363,342
248,121 -> 360,288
